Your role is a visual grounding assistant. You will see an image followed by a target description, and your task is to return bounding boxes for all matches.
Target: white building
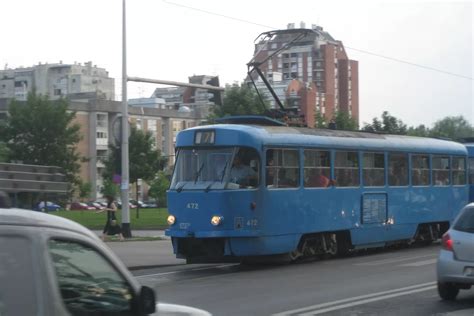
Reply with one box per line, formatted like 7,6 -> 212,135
0,61 -> 115,101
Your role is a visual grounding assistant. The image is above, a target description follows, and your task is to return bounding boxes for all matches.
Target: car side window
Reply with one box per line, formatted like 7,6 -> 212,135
0,236 -> 37,316
48,239 -> 135,316
453,207 -> 474,232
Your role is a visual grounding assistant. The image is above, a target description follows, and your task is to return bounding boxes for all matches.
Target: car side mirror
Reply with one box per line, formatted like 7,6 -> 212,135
139,286 -> 156,314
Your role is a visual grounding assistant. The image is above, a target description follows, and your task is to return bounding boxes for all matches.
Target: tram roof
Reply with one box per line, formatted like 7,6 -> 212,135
178,124 -> 468,155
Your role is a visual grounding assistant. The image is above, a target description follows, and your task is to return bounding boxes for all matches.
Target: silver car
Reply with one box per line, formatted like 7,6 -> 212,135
437,203 -> 474,300
0,208 -> 211,315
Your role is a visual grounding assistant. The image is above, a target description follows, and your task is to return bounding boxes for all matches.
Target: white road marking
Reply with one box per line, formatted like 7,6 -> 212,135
400,258 -> 437,267
354,254 -> 436,266
272,281 -> 436,316
135,263 -> 238,278
299,285 -> 436,315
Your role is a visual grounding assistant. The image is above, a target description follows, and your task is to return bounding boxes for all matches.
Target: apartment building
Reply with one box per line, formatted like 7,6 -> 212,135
0,61 -> 115,101
0,65 -> 213,199
248,22 -> 359,127
71,99 -> 206,200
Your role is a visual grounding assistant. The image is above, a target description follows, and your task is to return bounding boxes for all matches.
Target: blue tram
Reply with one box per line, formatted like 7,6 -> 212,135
165,121 -> 469,262
465,142 -> 474,202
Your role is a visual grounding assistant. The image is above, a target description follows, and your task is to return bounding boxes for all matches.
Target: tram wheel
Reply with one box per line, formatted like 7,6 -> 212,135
335,231 -> 352,257
288,250 -> 302,261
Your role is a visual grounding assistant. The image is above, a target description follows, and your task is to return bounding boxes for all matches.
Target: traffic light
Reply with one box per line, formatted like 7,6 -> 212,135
206,76 -> 223,106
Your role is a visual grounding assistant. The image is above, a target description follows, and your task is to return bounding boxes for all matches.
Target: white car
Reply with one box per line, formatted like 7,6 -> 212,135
437,203 -> 474,300
0,207 -> 210,315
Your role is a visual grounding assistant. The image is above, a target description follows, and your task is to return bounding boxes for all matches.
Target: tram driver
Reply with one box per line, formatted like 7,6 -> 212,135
230,155 -> 257,187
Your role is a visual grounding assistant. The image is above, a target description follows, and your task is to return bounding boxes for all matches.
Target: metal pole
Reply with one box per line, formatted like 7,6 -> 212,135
127,77 -> 225,91
121,0 -> 131,237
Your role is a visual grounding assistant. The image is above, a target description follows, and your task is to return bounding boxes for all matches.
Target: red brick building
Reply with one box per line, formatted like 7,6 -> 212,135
249,23 -> 359,127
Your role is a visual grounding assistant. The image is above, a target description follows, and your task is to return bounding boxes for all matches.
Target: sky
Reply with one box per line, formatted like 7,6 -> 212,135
1,0 -> 472,127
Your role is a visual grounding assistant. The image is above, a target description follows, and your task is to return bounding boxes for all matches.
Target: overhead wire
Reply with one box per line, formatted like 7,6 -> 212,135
163,0 -> 473,81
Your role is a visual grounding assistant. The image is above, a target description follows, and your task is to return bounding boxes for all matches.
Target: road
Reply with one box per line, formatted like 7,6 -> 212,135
131,243 -> 474,315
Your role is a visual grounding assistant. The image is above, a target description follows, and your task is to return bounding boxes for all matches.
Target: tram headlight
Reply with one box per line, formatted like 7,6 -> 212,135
167,215 -> 176,225
211,215 -> 223,226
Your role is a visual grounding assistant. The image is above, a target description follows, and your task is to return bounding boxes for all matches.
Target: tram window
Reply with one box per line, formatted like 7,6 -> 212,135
411,155 -> 430,186
229,148 -> 260,188
388,153 -> 408,186
266,149 -> 299,188
469,158 -> 474,185
433,156 -> 450,186
363,152 -> 384,186
304,150 -> 330,188
334,151 -> 359,187
452,157 -> 466,185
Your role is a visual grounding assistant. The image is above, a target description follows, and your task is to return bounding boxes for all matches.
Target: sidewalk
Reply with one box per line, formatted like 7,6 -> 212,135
91,229 -> 168,238
91,229 -> 186,269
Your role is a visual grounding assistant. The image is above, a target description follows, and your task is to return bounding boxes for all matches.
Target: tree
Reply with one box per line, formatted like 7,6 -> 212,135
333,111 -> 359,131
362,111 -> 407,134
103,126 -> 167,217
407,124 -> 430,137
429,116 -> 474,140
314,110 -> 357,130
100,179 -> 119,199
1,92 -> 82,187
148,171 -> 170,207
209,83 -> 267,118
0,142 -> 8,163
77,180 -> 92,202
314,110 -> 327,128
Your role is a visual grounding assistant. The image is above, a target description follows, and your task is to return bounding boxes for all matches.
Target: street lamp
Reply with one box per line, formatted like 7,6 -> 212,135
121,0 -> 131,237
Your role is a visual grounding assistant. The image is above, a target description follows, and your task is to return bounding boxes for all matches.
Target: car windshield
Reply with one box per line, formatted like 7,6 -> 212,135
170,147 -> 260,191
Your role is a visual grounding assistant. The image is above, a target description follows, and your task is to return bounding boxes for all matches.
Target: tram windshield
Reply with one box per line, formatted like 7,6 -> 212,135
170,147 -> 260,191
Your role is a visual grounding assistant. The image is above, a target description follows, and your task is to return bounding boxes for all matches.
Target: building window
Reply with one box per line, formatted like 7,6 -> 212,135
54,89 -> 62,96
97,113 -> 107,128
14,80 -> 27,88
96,131 -> 107,139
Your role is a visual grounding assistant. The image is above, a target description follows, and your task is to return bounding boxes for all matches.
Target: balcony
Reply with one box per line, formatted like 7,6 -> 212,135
96,138 -> 108,147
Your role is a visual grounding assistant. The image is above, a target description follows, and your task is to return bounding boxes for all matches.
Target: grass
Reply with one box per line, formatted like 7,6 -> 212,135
50,208 -> 169,230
